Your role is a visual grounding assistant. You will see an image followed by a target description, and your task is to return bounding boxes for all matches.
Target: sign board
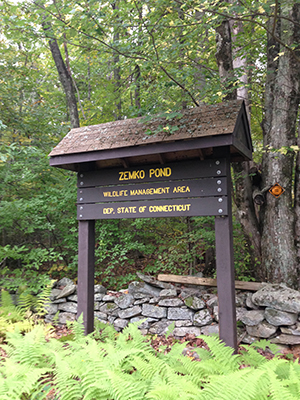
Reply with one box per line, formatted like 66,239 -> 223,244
77,158 -> 228,219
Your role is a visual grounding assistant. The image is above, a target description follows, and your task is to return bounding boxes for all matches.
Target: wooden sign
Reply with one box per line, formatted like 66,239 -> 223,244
77,177 -> 227,203
77,196 -> 228,219
77,159 -> 227,187
77,158 -> 228,220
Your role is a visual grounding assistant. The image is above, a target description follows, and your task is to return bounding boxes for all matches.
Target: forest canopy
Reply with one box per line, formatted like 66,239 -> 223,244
0,0 -> 299,291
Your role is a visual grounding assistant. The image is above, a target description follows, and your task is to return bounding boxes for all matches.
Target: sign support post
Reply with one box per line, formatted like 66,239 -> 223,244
77,220 -> 95,335
214,147 -> 237,352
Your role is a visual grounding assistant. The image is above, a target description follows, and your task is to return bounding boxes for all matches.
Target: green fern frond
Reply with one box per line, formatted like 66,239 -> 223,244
0,358 -> 50,400
0,290 -> 14,308
250,339 -> 280,355
200,335 -> 240,373
35,281 -> 55,315
239,345 -> 268,368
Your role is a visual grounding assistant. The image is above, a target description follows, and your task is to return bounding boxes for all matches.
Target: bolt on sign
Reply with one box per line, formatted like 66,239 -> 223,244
49,100 -> 253,353
269,183 -> 285,198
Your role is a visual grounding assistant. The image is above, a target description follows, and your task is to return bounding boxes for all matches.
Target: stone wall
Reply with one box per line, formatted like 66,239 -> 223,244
45,273 -> 300,346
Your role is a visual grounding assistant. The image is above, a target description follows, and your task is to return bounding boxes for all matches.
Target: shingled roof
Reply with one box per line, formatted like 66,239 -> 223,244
49,99 -> 252,171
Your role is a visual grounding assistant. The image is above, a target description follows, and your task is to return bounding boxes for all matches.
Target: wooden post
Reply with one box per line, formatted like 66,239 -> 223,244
214,147 -> 237,352
77,220 -> 95,335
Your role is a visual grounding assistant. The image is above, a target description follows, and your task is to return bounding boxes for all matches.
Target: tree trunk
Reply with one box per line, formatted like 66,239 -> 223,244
215,20 -> 236,101
112,2 -> 122,120
215,17 -> 262,274
261,2 -> 300,288
42,22 -> 79,129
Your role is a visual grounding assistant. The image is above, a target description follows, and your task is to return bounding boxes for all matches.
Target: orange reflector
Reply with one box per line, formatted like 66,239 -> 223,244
269,183 -> 285,198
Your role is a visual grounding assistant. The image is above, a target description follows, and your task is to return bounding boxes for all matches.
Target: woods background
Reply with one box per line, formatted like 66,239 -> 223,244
0,0 -> 300,293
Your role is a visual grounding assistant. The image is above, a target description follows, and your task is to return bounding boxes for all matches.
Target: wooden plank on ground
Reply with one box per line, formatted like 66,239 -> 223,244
157,274 -> 264,291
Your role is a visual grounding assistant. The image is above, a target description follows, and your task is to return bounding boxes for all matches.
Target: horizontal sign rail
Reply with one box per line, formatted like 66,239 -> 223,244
77,177 -> 227,203
77,158 -> 227,188
77,196 -> 228,220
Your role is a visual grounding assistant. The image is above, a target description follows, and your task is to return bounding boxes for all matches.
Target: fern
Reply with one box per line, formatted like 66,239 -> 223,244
1,320 -> 300,400
18,281 -> 54,316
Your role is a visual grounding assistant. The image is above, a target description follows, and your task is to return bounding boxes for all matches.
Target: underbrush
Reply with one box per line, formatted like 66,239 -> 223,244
0,317 -> 300,400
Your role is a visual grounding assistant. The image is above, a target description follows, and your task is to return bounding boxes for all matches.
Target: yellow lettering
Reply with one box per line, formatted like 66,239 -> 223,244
119,170 -> 145,181
103,207 -> 114,215
148,204 -> 191,213
149,167 -> 172,178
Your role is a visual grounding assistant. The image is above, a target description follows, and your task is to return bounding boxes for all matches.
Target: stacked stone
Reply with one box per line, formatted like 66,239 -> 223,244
45,275 -> 300,346
240,284 -> 300,345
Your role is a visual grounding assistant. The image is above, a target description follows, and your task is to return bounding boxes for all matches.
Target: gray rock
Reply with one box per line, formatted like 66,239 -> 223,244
134,298 -> 150,305
265,307 -> 298,326
58,312 -> 76,324
201,324 -> 219,336
130,316 -> 158,329
193,309 -> 213,327
149,297 -> 159,304
94,293 -> 104,301
134,293 -> 150,299
111,307 -> 122,317
56,278 -> 74,288
167,307 -> 194,321
246,321 -> 277,338
236,294 -> 247,307
179,288 -> 202,299
213,306 -> 219,322
108,315 -> 116,324
240,310 -> 265,326
142,304 -> 167,319
245,293 -> 259,309
114,318 -> 128,330
184,296 -> 205,310
242,334 -> 259,344
94,311 -> 108,321
252,284 -> 300,313
52,298 -> 67,304
206,295 -> 218,308
128,281 -> 162,297
158,298 -> 184,307
173,326 -> 201,337
44,315 -> 55,323
175,320 -> 193,327
148,320 -> 174,335
271,334 -> 300,345
50,289 -> 62,301
159,288 -> 177,298
94,284 -> 107,294
99,303 -> 119,314
58,302 -> 77,313
56,284 -> 76,299
136,272 -> 176,290
118,306 -> 142,319
94,302 -> 100,311
281,322 -> 300,336
45,303 -> 58,315
67,295 -> 78,302
102,294 -> 118,302
236,307 -> 248,321
114,294 -> 134,309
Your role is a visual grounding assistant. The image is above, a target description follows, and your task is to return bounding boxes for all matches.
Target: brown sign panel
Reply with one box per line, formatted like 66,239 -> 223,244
77,196 -> 228,220
77,177 -> 227,204
77,158 -> 227,188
